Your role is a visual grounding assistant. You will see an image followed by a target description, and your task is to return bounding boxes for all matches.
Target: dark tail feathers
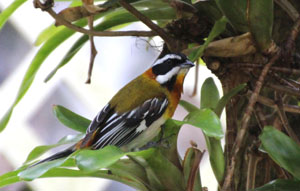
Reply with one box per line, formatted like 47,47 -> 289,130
30,145 -> 76,167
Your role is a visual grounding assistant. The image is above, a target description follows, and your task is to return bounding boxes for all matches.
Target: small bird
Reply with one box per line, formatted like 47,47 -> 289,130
34,53 -> 194,165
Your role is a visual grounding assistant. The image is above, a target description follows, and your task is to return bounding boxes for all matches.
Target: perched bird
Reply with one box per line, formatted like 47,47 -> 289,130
34,53 -> 194,165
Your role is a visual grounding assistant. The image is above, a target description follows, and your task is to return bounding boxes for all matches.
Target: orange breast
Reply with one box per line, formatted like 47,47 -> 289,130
165,73 -> 185,118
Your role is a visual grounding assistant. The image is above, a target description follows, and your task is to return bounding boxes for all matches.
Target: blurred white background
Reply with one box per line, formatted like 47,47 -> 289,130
0,1 -> 224,191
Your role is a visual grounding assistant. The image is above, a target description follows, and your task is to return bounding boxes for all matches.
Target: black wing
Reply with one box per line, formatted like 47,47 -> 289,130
85,97 -> 168,149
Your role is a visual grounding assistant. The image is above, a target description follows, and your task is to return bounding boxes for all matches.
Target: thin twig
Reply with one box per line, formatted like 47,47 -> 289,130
266,83 -> 300,97
275,92 -> 300,144
49,8 -> 156,36
253,104 -> 268,129
222,52 -> 280,191
228,63 -> 300,75
286,16 -> 300,52
246,143 -> 263,190
85,14 -> 98,84
271,72 -> 297,88
118,0 -> 177,51
250,91 -> 300,114
190,60 -> 199,97
34,0 -> 156,37
187,149 -> 204,191
274,0 -> 299,21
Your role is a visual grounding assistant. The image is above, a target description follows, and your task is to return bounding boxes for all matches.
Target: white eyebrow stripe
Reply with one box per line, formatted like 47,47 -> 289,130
156,66 -> 180,84
153,54 -> 182,66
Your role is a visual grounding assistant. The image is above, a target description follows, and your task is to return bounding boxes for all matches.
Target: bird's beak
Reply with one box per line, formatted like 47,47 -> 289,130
180,60 -> 195,68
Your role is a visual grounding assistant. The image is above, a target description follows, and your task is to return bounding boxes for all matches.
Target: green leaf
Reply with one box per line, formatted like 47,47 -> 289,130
129,156 -> 165,191
200,77 -> 220,109
18,158 -> 67,181
53,105 -> 91,133
215,0 -> 248,32
0,8 -> 112,132
260,126 -> 300,179
0,0 -> 27,30
24,134 -> 83,164
75,146 -> 125,172
179,100 -> 199,112
253,179 -> 300,191
174,108 -> 223,139
214,83 -> 246,117
0,109 -> 13,132
146,150 -> 185,191
204,136 -> 224,184
108,159 -> 149,190
41,168 -> 148,191
35,24 -> 64,46
0,167 -> 25,188
194,0 -> 223,24
188,16 -> 227,62
248,0 -> 273,52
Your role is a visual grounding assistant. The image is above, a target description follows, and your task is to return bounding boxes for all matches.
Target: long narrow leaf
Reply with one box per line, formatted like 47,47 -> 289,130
199,77 -> 225,184
260,126 -> 300,179
200,77 -> 220,109
173,108 -> 223,139
214,83 -> 246,117
24,134 -> 83,164
179,100 -> 199,113
0,10 -> 110,132
53,105 -> 91,133
0,0 -> 27,30
254,179 -> 300,191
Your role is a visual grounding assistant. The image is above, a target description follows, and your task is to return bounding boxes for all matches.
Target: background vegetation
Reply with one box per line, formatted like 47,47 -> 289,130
1,0 -> 300,190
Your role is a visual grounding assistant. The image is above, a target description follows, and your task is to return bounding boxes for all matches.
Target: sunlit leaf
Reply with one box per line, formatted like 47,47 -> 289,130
200,77 -> 220,109
260,126 -> 300,179
204,136 -> 224,184
179,100 -> 199,113
0,8 -> 112,132
173,108 -> 223,139
18,158 -> 67,181
53,105 -> 91,133
35,24 -> 64,46
199,79 -> 224,184
24,134 -> 83,164
0,167 -> 25,188
75,146 -> 125,172
41,168 -> 148,191
0,0 -> 27,30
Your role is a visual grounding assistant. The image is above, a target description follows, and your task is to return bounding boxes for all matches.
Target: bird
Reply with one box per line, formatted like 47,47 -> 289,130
33,53 -> 194,166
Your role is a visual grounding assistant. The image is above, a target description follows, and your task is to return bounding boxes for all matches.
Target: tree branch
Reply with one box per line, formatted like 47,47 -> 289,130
222,51 -> 281,191
250,92 -> 300,114
274,92 -> 300,144
34,0 -> 156,37
118,0 -> 178,51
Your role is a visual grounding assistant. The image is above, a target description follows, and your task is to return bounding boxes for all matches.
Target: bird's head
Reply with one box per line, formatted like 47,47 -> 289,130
151,53 -> 194,89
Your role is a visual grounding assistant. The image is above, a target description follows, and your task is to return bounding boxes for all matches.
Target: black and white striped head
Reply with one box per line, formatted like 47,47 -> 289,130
152,53 -> 194,87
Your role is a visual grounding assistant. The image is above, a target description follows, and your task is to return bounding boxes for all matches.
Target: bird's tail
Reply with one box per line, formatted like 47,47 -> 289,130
30,145 -> 76,167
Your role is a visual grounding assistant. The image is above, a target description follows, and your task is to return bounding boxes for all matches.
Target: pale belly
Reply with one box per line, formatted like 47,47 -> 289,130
121,116 -> 166,151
